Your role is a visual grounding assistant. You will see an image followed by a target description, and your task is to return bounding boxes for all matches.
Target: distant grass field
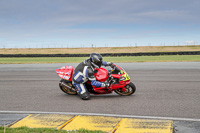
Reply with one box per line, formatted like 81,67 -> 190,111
0,55 -> 199,64
0,45 -> 199,63
0,45 -> 200,54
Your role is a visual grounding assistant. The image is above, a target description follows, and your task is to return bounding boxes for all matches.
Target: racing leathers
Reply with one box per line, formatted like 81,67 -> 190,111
72,59 -> 109,100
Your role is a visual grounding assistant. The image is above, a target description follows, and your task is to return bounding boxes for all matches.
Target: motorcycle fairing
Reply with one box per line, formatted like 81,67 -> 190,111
121,71 -> 130,81
55,66 -> 74,81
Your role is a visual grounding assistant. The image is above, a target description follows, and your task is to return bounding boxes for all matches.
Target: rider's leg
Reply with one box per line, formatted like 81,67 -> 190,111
73,82 -> 90,100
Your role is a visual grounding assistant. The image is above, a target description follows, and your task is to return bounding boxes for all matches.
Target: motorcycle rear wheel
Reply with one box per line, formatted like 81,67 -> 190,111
59,79 -> 77,95
114,82 -> 136,96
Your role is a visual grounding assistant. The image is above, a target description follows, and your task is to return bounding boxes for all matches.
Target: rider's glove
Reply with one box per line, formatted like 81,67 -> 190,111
107,62 -> 113,66
107,62 -> 115,68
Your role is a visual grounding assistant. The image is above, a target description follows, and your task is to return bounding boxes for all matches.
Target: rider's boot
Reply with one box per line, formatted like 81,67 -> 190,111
78,91 -> 90,100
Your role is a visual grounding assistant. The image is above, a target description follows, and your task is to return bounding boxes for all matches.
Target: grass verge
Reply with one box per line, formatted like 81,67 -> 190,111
0,55 -> 199,64
0,126 -> 105,133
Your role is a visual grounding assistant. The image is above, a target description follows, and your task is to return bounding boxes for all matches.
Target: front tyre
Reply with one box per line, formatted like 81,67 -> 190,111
114,82 -> 136,96
59,79 -> 77,95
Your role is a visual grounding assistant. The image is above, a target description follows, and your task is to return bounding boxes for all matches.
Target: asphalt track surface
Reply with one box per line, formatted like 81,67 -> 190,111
0,62 -> 200,120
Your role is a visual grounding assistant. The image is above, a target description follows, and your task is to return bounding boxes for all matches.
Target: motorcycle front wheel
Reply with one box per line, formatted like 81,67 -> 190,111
59,79 -> 77,95
114,82 -> 136,96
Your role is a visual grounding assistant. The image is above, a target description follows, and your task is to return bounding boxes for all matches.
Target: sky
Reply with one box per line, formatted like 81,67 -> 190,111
0,0 -> 200,48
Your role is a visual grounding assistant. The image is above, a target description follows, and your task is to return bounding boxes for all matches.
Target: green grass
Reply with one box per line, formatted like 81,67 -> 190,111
106,55 -> 200,62
0,127 -> 105,133
0,55 -> 199,64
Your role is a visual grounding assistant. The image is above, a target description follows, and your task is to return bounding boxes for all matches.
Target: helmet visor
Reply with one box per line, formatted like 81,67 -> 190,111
94,60 -> 102,68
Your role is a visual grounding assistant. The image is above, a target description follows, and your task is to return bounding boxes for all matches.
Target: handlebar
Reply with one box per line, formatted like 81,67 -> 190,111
107,64 -> 122,76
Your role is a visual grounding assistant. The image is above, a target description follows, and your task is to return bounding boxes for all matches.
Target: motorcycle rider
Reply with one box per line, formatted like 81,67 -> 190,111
72,53 -> 113,100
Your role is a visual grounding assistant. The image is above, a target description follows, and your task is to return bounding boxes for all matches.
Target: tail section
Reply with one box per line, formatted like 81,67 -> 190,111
55,66 -> 74,81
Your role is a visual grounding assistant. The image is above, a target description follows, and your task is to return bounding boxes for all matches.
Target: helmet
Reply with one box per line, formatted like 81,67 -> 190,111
90,53 -> 103,68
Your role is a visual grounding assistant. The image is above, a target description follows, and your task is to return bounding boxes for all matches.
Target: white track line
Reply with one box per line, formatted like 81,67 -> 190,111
0,110 -> 200,122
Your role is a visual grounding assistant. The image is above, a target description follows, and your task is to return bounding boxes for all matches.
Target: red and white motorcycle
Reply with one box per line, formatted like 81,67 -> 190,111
55,64 -> 136,96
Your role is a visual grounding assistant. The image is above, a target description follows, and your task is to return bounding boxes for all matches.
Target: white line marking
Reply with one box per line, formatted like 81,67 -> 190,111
0,110 -> 200,122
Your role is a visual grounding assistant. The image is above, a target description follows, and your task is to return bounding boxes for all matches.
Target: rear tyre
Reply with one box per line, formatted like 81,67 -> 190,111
59,79 -> 77,95
114,82 -> 136,96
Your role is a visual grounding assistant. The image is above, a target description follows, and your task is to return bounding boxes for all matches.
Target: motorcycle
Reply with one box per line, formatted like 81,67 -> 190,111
55,64 -> 136,97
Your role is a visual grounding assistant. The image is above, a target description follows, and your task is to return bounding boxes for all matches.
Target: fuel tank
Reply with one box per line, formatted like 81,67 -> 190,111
94,68 -> 108,82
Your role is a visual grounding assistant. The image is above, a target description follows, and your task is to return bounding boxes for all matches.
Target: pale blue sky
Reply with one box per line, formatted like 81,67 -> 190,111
0,0 -> 200,48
